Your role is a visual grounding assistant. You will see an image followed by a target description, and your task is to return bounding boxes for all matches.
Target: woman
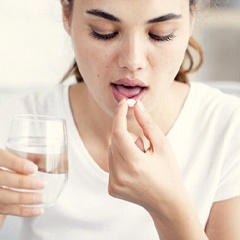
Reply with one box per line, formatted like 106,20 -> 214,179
0,0 -> 240,239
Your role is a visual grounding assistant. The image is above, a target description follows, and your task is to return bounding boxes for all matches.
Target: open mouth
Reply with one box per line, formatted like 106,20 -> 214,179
111,83 -> 147,103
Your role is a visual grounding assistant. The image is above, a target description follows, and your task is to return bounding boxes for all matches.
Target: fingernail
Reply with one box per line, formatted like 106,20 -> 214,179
32,208 -> 44,216
119,98 -> 127,105
137,100 -> 145,112
24,163 -> 38,173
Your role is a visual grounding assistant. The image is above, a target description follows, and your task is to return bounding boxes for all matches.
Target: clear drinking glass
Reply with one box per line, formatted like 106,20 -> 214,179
6,114 -> 68,207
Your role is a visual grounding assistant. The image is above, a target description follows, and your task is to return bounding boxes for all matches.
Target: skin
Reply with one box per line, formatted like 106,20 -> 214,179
66,0 -> 192,171
0,0 -> 239,239
67,0 -> 192,118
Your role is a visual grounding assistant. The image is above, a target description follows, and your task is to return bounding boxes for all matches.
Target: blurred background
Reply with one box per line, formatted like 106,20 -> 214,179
0,0 -> 74,90
0,0 -> 239,90
191,0 -> 240,94
0,0 -> 239,239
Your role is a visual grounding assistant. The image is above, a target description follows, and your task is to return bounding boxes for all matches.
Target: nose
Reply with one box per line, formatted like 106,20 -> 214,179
118,33 -> 147,72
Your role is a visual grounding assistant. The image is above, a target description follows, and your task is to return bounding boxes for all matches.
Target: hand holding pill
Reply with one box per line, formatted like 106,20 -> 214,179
108,98 -> 184,215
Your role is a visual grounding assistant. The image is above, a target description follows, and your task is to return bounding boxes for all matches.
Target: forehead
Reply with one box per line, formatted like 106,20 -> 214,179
76,0 -> 189,21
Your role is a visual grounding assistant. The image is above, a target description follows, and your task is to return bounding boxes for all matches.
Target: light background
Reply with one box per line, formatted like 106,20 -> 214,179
0,0 -> 240,91
0,0 -> 74,89
0,1 -> 240,239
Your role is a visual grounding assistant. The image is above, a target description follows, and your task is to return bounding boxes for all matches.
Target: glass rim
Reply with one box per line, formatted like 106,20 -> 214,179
13,114 -> 66,123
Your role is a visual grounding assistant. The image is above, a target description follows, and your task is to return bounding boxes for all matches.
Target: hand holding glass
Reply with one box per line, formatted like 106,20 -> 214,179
6,115 -> 68,207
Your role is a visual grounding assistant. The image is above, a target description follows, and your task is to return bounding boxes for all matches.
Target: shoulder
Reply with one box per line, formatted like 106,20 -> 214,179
190,81 -> 240,106
188,81 -> 240,120
21,84 -> 68,116
0,85 -> 69,146
24,84 -> 66,105
0,85 -> 68,112
178,81 -> 240,147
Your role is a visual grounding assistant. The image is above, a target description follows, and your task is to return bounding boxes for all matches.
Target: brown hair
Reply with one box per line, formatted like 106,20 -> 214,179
61,0 -> 204,84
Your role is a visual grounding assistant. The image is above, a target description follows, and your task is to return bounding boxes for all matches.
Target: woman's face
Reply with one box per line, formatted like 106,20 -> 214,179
63,0 -> 194,116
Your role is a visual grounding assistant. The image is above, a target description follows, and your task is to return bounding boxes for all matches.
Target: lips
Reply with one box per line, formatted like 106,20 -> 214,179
114,85 -> 143,98
111,79 -> 147,103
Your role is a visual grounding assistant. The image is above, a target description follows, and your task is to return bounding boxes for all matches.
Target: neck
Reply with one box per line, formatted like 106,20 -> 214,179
69,83 -> 113,146
69,81 -> 189,171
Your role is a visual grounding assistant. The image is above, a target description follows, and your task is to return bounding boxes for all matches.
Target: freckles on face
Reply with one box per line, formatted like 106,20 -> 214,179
69,0 -> 193,114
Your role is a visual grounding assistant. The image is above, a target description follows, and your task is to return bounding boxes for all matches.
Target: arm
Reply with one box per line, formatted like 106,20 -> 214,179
205,196 -> 240,240
149,198 -> 208,240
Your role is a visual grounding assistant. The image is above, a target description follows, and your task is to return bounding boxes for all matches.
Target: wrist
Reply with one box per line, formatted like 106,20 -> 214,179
148,195 -> 208,240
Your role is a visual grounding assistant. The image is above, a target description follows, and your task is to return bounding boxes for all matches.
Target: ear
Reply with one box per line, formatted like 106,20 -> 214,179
60,0 -> 71,35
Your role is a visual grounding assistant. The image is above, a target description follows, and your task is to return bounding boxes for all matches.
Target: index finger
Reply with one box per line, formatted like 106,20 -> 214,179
0,149 -> 38,174
111,99 -> 140,154
112,99 -> 135,149
112,99 -> 129,131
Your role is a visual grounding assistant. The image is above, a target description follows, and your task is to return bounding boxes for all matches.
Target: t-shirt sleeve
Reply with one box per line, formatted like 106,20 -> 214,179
214,108 -> 240,202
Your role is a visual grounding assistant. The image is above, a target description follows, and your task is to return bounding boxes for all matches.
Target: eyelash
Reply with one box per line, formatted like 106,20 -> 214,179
90,31 -> 118,40
148,33 -> 175,42
90,30 -> 175,42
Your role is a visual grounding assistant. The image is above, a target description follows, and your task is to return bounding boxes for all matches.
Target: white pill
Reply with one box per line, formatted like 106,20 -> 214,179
127,99 -> 136,108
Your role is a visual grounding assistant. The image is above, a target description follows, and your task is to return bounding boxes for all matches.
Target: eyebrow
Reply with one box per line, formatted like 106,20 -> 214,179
86,9 -> 182,24
147,13 -> 182,24
86,9 -> 120,22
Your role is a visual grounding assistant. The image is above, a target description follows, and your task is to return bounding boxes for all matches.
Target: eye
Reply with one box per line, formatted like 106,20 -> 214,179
149,33 -> 175,42
90,30 -> 118,40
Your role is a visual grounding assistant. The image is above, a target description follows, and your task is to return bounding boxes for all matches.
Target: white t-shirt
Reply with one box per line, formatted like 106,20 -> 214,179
1,82 -> 240,240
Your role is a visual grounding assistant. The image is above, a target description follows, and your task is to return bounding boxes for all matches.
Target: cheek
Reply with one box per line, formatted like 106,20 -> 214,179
153,45 -> 185,78
72,39 -> 103,79
74,36 -> 112,69
162,37 -> 189,75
